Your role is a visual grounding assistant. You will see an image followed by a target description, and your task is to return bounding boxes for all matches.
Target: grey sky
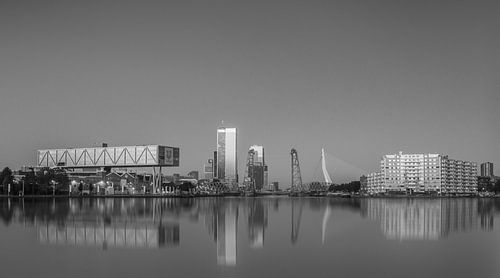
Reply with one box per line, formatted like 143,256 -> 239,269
0,0 -> 498,184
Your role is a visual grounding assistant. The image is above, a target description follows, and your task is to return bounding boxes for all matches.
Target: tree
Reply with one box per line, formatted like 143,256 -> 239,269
329,181 -> 361,193
35,167 -> 69,195
23,169 -> 37,195
0,167 -> 13,194
494,179 -> 500,194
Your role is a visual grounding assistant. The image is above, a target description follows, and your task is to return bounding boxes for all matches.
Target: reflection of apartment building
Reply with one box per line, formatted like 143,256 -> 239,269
363,199 -> 482,240
366,152 -> 477,194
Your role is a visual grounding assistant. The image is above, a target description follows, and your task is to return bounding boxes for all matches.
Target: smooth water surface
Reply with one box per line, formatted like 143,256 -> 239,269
1,197 -> 500,278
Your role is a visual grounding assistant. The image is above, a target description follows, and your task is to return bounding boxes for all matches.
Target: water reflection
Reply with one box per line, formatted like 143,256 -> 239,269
0,197 -> 499,267
360,198 -> 495,240
248,199 -> 268,248
202,199 -> 239,266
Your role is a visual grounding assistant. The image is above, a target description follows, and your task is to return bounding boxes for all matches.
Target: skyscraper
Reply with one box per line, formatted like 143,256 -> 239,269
480,162 -> 494,177
250,145 -> 265,165
249,145 -> 268,190
204,158 -> 214,180
217,127 -> 238,185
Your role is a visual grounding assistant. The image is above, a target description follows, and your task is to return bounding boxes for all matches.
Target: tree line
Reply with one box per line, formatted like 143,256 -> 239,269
0,167 -> 69,195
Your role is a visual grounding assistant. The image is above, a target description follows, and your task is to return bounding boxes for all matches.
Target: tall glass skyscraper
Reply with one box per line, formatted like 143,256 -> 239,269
249,145 -> 268,190
217,127 -> 238,185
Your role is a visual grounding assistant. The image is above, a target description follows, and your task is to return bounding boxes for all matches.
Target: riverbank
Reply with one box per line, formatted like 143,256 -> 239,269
0,193 -> 499,198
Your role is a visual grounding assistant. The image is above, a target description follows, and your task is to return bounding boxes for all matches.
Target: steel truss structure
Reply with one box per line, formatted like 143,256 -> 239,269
37,145 -> 179,168
290,148 -> 305,192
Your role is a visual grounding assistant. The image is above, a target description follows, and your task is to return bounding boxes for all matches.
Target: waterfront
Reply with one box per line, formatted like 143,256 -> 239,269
0,197 -> 499,278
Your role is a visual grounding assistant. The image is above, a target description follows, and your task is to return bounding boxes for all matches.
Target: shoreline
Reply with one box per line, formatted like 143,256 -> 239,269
0,194 -> 498,199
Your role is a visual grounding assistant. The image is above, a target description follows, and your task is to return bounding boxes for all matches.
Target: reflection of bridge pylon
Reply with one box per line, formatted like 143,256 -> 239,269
290,148 -> 305,193
291,198 -> 303,244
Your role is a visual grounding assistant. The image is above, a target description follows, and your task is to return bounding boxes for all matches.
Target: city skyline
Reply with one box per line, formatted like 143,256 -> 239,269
0,0 -> 498,185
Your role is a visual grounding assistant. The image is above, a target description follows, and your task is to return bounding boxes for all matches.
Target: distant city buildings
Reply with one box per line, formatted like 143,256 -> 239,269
248,145 -> 268,190
480,162 -> 494,177
271,182 -> 279,191
478,162 -> 498,191
366,152 -> 477,195
204,159 -> 215,180
216,127 -> 238,185
359,175 -> 367,193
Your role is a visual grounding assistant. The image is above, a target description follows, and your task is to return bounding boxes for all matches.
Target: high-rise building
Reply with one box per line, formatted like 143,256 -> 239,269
250,145 -> 265,165
248,145 -> 268,190
213,151 -> 218,178
366,151 -> 477,194
271,182 -> 279,191
204,159 -> 214,180
217,127 -> 238,185
480,162 -> 494,177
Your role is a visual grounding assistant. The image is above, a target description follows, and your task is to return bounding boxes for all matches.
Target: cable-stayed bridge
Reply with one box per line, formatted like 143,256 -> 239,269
290,148 -> 335,195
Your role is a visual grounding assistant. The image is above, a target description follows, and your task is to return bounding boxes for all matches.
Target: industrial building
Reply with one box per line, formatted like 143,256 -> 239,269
37,144 -> 179,168
36,144 -> 179,194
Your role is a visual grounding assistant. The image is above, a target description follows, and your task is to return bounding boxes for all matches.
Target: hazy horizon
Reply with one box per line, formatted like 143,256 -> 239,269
0,0 -> 498,185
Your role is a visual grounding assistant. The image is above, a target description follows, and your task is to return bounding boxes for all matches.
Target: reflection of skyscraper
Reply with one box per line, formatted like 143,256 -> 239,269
216,203 -> 238,266
217,127 -> 238,185
159,224 -> 180,247
248,199 -> 268,248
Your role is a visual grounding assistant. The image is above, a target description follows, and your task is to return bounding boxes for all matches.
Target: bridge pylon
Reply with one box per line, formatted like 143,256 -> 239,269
290,148 -> 304,193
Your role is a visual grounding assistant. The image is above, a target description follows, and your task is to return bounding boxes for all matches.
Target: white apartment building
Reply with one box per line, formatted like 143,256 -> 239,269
367,172 -> 384,194
366,152 -> 477,195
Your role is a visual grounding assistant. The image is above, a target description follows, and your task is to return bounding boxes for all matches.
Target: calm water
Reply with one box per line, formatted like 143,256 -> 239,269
1,197 -> 500,278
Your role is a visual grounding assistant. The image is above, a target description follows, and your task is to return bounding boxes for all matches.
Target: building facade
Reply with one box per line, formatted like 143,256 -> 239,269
217,127 -> 238,185
366,171 -> 384,195
366,152 -> 477,195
